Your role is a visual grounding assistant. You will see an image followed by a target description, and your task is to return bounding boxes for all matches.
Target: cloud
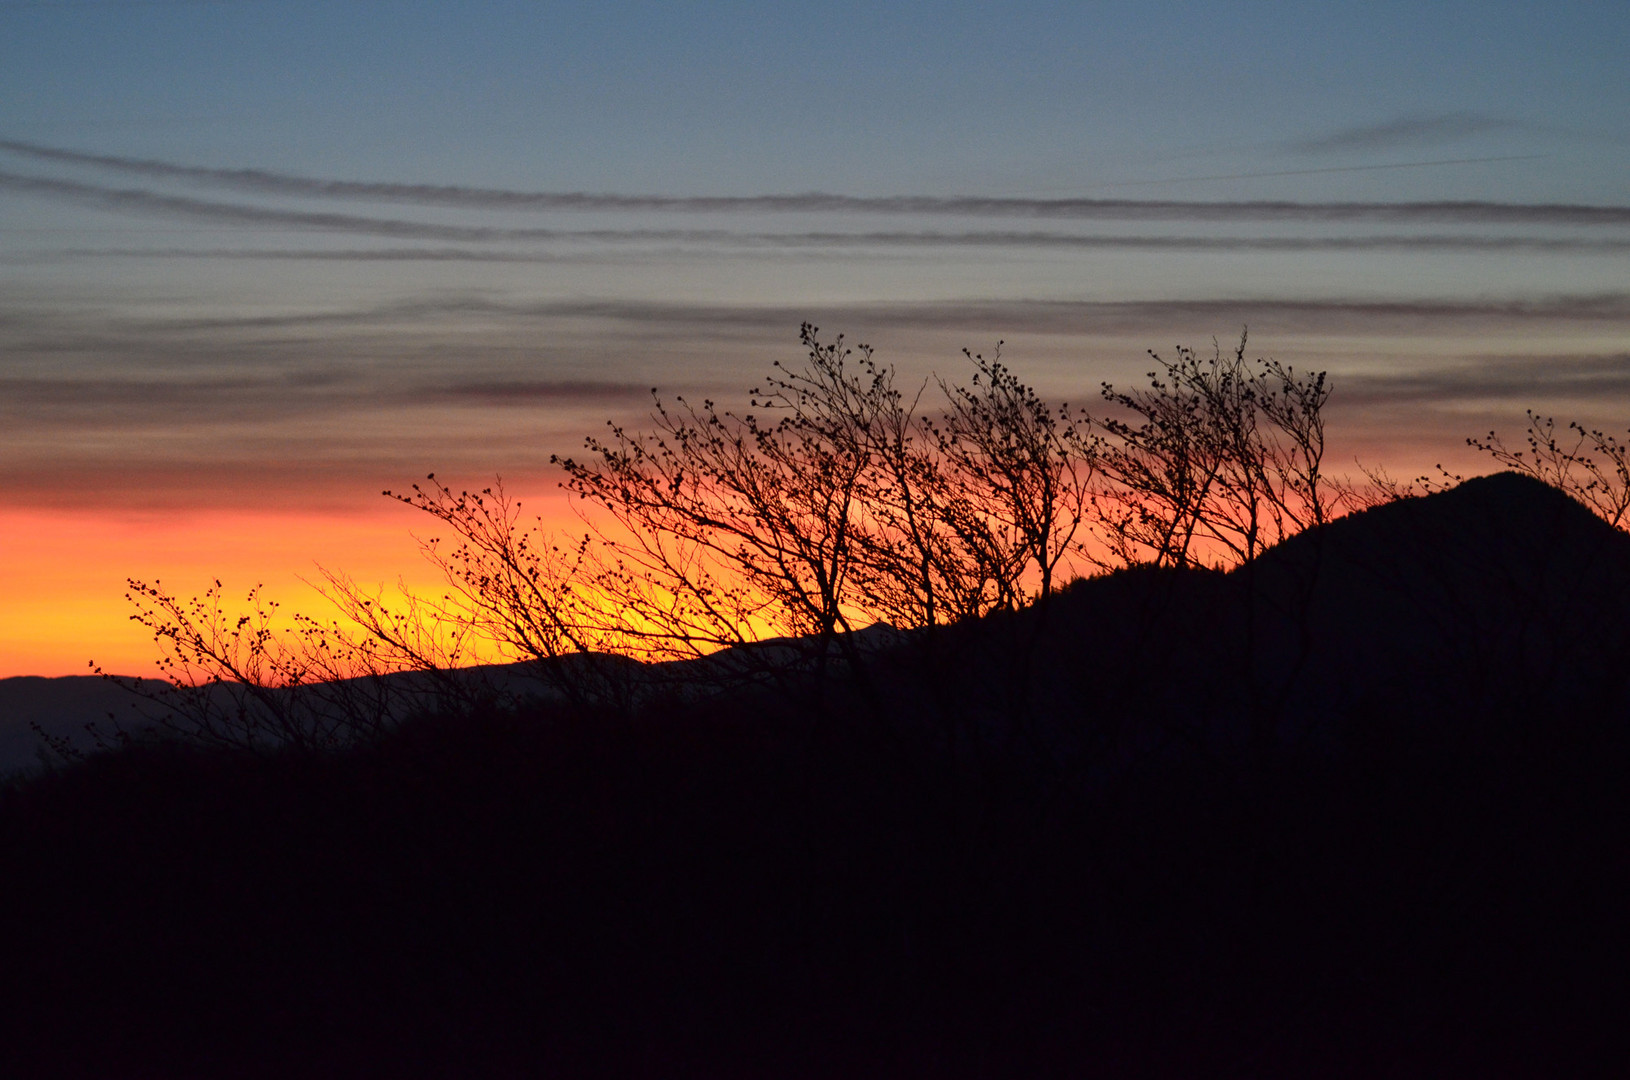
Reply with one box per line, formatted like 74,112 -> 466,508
7,291 -> 1628,510
5,150 -> 1629,227
0,374 -> 266,407
0,365 -> 648,509
332,293 -> 1630,333
37,231 -> 1630,260
0,170 -> 588,241
438,380 -> 650,403
1282,114 -> 1525,155
1099,155 -> 1550,189
0,368 -> 651,423
11,291 -> 1629,354
1339,353 -> 1630,407
44,247 -> 614,263
0,137 -> 674,210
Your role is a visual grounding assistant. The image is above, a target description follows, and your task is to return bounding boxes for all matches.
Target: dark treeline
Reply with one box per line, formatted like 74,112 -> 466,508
4,472 -> 1629,1077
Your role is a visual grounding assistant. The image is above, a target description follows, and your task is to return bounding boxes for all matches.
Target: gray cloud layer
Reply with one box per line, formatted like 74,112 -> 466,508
0,373 -> 646,409
0,170 -> 581,240
6,170 -> 1629,255
6,138 -> 1625,516
4,144 -> 1627,226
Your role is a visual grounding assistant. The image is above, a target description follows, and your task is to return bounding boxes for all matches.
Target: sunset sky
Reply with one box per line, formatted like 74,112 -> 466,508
3,1 -> 1627,676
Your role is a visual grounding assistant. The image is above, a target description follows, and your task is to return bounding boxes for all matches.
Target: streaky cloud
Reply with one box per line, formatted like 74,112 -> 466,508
1100,155 -> 1548,188
1340,353 -> 1630,407
50,292 -> 1628,338
0,370 -> 650,424
0,170 -> 591,241
3,145 -> 1628,226
440,379 -> 650,403
47,247 -> 616,263
38,231 -> 1630,258
1282,113 -> 1524,155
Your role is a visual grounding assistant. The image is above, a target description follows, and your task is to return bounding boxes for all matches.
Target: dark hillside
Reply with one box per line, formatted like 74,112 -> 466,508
938,471 -> 1630,769
2,475 -> 1627,1077
1249,471 -> 1630,740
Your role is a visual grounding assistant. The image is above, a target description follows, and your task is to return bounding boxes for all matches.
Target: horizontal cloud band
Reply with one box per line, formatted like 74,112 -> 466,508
30,232 -> 1630,257
6,171 -> 1627,254
4,141 -> 1627,225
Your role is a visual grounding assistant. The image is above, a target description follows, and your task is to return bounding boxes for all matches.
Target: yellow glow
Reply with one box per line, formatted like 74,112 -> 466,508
0,492 -> 580,678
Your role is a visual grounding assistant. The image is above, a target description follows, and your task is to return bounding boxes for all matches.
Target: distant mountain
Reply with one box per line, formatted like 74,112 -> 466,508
0,674 -> 169,779
0,614 -> 905,776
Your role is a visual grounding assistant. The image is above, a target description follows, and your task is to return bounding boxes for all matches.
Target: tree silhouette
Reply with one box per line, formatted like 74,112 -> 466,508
1469,410 -> 1630,529
108,325 -> 1348,746
1090,332 -> 1341,570
552,325 -> 1099,668
108,578 -> 476,751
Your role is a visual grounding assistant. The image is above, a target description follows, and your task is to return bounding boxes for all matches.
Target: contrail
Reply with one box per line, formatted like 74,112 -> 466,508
1280,114 -> 1522,155
1341,353 -> 1630,407
1096,155 -> 1549,188
2,140 -> 1627,225
5,167 -> 1628,252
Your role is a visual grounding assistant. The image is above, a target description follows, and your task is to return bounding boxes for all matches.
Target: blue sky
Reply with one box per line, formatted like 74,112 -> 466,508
4,1 -> 1626,479
1,0 -> 1628,672
4,1 -> 1626,198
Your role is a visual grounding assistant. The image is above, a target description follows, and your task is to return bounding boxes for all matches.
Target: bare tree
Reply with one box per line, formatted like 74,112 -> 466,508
1090,332 -> 1340,570
378,477 -> 608,657
103,325 -> 1346,751
552,325 -> 1099,668
107,578 -> 475,751
554,331 -> 874,670
936,345 -> 1096,605
1469,410 -> 1630,529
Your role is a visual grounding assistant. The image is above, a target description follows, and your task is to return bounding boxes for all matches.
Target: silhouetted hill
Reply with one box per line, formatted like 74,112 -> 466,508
0,674 -> 169,779
2,474 -> 1627,1076
920,471 -> 1630,772
1250,470 -> 1630,733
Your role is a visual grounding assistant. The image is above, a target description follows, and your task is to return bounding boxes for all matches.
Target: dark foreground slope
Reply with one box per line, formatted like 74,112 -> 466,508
2,474 -> 1628,1078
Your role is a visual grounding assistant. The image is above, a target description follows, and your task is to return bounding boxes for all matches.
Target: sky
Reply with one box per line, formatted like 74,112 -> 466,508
2,0 -> 1628,676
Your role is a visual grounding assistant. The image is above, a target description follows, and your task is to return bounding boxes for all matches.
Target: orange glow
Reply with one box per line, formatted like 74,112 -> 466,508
0,450 -> 1480,679
0,490 -> 580,678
